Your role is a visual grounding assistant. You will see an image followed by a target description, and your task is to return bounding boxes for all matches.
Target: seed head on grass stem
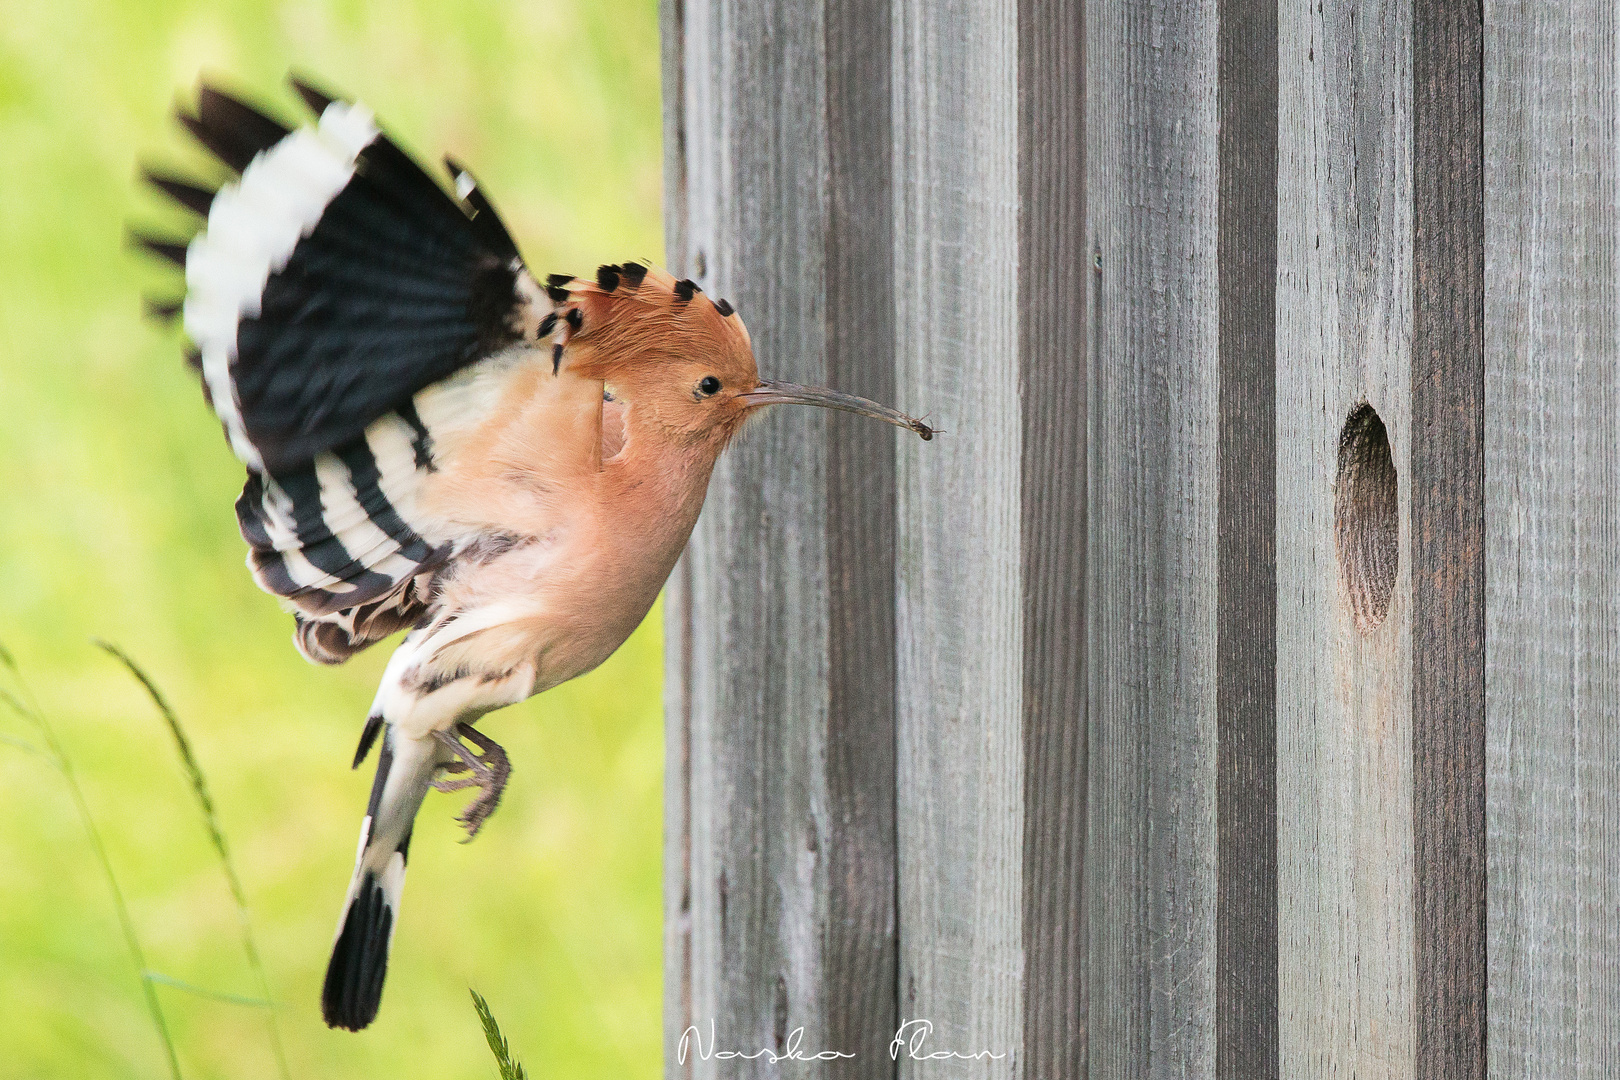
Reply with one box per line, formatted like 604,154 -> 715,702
471,989 -> 529,1080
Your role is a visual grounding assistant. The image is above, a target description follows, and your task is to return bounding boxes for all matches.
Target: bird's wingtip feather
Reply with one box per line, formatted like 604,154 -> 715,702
289,73 -> 339,117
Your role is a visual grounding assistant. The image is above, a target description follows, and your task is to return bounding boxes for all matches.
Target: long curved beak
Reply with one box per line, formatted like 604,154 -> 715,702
740,380 -> 934,440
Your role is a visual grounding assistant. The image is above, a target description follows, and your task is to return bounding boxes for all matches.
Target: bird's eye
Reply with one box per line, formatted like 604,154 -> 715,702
699,376 -> 722,396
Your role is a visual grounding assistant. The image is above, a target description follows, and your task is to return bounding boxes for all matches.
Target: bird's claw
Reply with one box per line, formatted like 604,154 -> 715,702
431,722 -> 511,840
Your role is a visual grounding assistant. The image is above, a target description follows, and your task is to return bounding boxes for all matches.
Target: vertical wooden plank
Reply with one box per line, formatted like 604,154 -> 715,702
1215,0 -> 1279,1072
824,0 -> 900,1071
1018,0 -> 1087,1075
891,0 -> 1023,1074
1277,0 -> 1416,1073
1083,0 -> 1220,1075
664,1 -> 900,1076
665,559 -> 699,1078
1485,2 -> 1620,1075
1411,1 -> 1485,1078
676,0 -> 837,1068
661,4 -> 697,1074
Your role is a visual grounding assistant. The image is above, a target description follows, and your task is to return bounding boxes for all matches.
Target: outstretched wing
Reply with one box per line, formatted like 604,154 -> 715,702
136,78 -> 556,663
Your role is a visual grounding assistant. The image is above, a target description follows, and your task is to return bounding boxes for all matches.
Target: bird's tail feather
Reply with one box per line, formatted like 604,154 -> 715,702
321,723 -> 440,1030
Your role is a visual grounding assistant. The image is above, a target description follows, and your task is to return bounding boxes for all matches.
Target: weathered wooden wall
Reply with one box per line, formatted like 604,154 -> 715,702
1276,0 -> 1418,1070
1486,1 -> 1620,1074
662,0 -> 1617,1076
1216,0 -> 1280,1073
661,1 -> 899,1076
890,0 -> 1026,1075
1084,0 -> 1220,1073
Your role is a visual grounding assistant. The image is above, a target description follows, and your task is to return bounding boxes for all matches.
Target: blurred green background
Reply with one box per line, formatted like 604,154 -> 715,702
0,2 -> 665,1077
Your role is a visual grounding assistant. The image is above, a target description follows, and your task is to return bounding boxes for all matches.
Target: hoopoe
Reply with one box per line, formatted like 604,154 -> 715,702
133,77 -> 932,1031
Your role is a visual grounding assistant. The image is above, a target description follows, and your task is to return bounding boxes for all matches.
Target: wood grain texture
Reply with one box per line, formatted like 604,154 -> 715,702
1083,0 -> 1220,1074
1216,0 -> 1279,1073
824,0 -> 900,1070
662,7 -> 696,1076
891,0 -> 1024,1075
1276,0 -> 1416,1073
1484,2 -> 1620,1074
1018,0 -> 1087,1076
1411,2 -> 1485,1077
666,551 -> 698,1080
663,0 -> 899,1075
672,0 -> 836,1067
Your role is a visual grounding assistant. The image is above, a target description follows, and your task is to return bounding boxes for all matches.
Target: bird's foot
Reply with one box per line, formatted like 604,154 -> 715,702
431,723 -> 510,841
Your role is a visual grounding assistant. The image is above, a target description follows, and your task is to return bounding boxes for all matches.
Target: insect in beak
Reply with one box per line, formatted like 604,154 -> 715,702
740,380 -> 935,440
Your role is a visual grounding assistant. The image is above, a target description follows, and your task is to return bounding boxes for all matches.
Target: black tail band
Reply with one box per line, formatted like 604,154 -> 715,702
321,871 -> 393,1030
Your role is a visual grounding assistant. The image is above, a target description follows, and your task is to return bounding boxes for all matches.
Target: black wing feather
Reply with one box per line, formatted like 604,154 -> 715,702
178,86 -> 290,172
154,80 -> 536,474
141,169 -> 215,217
289,74 -> 336,117
444,155 -> 521,260
144,77 -> 547,663
228,120 -> 527,472
130,232 -> 188,266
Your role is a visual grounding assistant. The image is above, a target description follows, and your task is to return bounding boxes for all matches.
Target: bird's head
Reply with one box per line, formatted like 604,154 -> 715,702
554,263 -> 934,450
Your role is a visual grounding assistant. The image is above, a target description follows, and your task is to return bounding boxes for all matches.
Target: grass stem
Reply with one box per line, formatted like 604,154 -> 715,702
143,970 -> 276,1009
96,640 -> 292,1080
0,642 -> 183,1080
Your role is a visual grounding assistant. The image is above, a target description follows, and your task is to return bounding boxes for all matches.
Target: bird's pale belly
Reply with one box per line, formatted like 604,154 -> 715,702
527,554 -> 671,693
437,483 -> 700,701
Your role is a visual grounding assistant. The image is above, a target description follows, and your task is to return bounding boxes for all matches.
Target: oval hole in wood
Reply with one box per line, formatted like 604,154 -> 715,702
1334,402 -> 1398,635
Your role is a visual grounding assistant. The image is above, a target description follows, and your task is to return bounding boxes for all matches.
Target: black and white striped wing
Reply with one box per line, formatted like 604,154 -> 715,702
137,79 -> 551,663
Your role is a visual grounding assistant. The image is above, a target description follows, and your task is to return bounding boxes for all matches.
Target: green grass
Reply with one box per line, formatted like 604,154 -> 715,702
0,3 -> 665,1077
0,644 -> 182,1080
471,990 -> 530,1080
97,640 -> 289,1079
